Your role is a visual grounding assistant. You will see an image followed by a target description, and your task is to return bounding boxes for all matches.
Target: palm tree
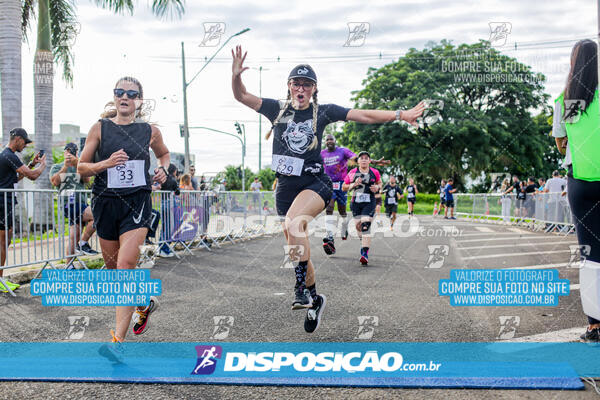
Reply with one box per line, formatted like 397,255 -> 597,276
19,0 -> 185,230
0,0 -> 22,145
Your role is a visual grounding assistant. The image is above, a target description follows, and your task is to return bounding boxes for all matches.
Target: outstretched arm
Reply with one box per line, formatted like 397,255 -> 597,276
231,45 -> 262,111
347,101 -> 425,126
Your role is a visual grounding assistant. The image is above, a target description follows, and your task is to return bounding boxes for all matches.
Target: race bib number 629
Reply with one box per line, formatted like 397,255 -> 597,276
272,155 -> 304,176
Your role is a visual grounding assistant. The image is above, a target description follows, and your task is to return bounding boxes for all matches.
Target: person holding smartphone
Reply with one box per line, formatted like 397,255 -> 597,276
0,128 -> 46,291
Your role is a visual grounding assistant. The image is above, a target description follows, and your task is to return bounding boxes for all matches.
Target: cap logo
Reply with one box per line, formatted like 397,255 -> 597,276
297,67 -> 309,75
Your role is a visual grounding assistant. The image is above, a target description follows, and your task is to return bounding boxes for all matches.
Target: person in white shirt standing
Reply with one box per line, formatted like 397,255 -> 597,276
543,170 -> 567,223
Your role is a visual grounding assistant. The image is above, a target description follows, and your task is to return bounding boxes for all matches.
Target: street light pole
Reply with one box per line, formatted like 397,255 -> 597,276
181,42 -> 190,171
181,28 -> 250,171
258,66 -> 262,171
251,66 -> 268,171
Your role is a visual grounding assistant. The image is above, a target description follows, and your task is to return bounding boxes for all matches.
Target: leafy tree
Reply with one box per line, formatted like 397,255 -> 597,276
214,165 -> 255,191
256,167 -> 276,190
337,40 -> 561,192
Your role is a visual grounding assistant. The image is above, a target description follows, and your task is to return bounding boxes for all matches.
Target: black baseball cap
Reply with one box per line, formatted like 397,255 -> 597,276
64,142 -> 78,154
288,64 -> 317,83
357,151 -> 370,159
10,128 -> 32,144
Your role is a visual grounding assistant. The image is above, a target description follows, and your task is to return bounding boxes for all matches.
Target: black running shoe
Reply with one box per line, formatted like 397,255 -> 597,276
79,242 -> 99,256
304,294 -> 326,333
322,237 -> 336,255
292,286 -> 313,310
580,327 -> 600,342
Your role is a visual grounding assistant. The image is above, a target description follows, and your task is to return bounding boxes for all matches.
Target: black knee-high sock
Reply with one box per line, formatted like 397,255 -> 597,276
307,283 -> 317,299
295,261 -> 308,288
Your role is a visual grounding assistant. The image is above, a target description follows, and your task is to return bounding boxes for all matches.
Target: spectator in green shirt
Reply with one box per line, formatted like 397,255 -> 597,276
49,143 -> 98,262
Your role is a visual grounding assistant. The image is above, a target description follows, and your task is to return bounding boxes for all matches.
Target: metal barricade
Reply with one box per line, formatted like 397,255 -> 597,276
454,191 -> 574,235
0,188 -> 280,296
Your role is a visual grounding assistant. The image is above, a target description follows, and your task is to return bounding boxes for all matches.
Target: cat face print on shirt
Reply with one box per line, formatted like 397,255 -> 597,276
282,119 -> 315,154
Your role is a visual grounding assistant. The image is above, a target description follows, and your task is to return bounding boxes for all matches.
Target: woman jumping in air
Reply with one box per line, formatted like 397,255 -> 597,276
231,45 -> 424,333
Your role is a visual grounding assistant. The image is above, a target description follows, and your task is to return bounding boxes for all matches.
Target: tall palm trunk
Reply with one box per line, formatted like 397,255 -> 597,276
33,0 -> 54,231
0,0 -> 22,145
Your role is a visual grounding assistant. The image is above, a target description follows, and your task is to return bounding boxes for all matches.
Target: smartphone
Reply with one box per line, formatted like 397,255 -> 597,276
38,150 -> 45,157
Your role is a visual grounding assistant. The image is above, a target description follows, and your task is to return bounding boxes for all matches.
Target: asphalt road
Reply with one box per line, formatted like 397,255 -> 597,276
0,215 -> 597,399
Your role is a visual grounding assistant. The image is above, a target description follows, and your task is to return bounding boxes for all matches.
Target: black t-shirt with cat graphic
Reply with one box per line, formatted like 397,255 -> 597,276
258,98 -> 350,176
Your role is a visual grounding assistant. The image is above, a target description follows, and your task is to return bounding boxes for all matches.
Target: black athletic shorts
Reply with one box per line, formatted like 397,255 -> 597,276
351,199 -> 376,218
275,173 -> 333,217
91,191 -> 152,241
446,199 -> 455,208
385,202 -> 398,216
375,197 -> 382,207
0,202 -> 13,231
407,197 -> 416,204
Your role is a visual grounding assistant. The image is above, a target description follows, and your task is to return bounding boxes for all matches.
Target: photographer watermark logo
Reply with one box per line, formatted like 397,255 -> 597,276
488,22 -> 512,47
497,316 -> 520,340
57,21 -> 81,47
66,316 -> 89,340
563,100 -> 586,124
200,22 -> 226,47
355,316 -> 379,340
344,23 -> 370,47
425,245 -> 449,269
282,245 -> 304,269
568,245 -> 591,268
422,100 -> 444,125
192,345 -> 222,375
211,316 -> 234,340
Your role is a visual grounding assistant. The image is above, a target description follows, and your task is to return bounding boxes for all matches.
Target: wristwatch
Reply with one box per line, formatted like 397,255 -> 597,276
395,110 -> 402,121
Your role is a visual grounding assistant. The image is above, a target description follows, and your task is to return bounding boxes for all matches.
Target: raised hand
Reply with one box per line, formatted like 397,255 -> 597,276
402,101 -> 426,127
231,45 -> 249,77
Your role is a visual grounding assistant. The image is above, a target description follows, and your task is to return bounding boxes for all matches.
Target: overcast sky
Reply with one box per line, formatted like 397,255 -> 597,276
16,0 -> 596,175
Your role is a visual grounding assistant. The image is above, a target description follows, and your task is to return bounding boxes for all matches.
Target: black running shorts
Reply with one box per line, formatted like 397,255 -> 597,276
351,199 -> 376,218
275,174 -> 333,217
385,203 -> 398,216
91,191 -> 152,241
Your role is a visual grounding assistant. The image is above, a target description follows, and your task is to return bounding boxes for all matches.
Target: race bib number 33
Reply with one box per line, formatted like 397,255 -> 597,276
107,160 -> 146,188
272,155 -> 304,176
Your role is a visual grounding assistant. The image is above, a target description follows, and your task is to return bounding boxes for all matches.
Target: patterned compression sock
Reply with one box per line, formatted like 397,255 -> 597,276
307,283 -> 317,299
295,261 -> 308,288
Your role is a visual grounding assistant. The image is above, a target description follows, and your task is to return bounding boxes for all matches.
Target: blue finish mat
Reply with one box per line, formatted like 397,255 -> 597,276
0,342 -> 589,389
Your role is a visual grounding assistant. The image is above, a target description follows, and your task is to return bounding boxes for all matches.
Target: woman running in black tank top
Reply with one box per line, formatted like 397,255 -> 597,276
78,77 -> 170,353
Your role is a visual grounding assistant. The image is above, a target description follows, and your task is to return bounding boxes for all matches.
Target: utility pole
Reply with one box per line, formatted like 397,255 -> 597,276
252,66 -> 268,171
181,28 -> 250,171
181,42 -> 190,171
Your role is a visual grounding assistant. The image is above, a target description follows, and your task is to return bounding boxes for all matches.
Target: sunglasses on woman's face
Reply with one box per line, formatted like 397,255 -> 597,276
113,88 -> 140,99
290,81 -> 314,90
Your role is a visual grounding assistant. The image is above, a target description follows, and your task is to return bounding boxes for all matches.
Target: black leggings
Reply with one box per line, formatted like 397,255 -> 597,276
567,176 -> 600,325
